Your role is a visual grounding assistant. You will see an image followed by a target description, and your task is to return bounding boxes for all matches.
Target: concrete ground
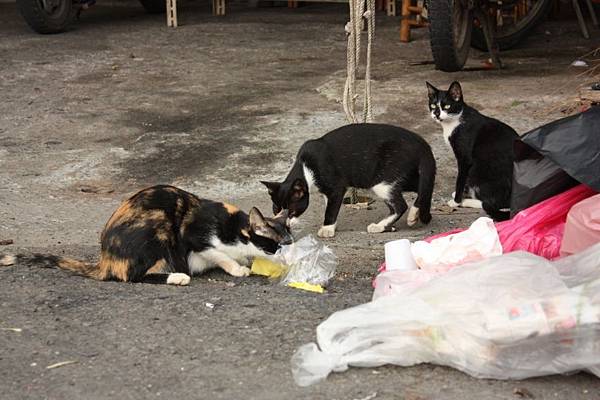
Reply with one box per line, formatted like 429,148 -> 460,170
1,2 -> 599,399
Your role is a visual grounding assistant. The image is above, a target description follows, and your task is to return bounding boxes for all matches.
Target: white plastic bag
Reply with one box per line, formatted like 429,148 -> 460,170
292,243 -> 600,386
411,217 -> 502,272
374,217 -> 502,299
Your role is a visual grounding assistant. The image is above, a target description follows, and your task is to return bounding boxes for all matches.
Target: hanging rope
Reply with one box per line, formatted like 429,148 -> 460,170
343,0 -> 376,203
363,0 -> 375,122
343,0 -> 376,124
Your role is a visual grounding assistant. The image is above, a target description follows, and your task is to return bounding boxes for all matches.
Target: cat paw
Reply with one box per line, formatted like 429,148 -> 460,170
238,257 -> 251,267
406,206 -> 420,227
367,223 -> 386,233
460,199 -> 483,209
317,225 -> 336,238
230,266 -> 251,277
166,273 -> 191,286
447,199 -> 460,208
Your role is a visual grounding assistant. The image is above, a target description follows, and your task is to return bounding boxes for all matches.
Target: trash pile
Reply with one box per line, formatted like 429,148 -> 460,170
293,243 -> 600,386
292,107 -> 600,385
421,184 -> 596,260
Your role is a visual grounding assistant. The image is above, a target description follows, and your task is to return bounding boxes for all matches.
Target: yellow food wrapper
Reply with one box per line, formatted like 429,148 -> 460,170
287,281 -> 325,293
251,257 -> 287,279
251,256 -> 326,293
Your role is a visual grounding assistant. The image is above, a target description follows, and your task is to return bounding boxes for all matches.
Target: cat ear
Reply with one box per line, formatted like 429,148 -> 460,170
291,179 -> 307,201
448,81 -> 463,102
249,207 -> 267,229
260,181 -> 280,195
250,207 -> 286,240
426,81 -> 438,98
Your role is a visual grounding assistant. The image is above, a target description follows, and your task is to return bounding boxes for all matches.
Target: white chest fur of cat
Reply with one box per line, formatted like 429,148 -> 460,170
438,110 -> 463,146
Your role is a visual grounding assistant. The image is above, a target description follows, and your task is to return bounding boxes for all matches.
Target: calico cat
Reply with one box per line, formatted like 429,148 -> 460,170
1,185 -> 292,285
261,123 -> 436,238
426,81 -> 519,221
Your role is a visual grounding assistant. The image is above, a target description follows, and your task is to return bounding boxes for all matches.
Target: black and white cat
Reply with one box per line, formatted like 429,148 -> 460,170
261,123 -> 436,238
426,81 -> 519,221
1,185 -> 292,285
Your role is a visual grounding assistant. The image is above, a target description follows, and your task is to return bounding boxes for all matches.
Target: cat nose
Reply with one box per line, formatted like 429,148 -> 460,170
281,235 -> 293,245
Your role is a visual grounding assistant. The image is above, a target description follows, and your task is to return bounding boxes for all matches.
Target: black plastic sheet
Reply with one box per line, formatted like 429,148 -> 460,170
511,106 -> 600,216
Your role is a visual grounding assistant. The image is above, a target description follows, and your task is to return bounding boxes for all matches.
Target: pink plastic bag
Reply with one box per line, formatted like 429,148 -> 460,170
374,185 -> 597,287
560,194 -> 600,256
427,185 -> 597,259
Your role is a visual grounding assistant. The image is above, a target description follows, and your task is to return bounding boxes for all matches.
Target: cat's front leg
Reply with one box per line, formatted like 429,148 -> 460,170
239,257 -> 252,267
201,250 -> 251,277
219,258 -> 251,277
318,190 -> 344,238
449,162 -> 470,208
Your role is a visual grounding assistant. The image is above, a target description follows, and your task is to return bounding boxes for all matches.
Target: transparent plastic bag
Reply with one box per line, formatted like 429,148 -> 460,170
276,235 -> 337,287
372,269 -> 437,299
292,243 -> 600,386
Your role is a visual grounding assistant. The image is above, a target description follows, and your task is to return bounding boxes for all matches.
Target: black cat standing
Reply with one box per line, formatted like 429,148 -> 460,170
427,81 -> 519,221
262,123 -> 436,238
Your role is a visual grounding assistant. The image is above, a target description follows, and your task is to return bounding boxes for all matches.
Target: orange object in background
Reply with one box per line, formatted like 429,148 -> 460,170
560,194 -> 600,256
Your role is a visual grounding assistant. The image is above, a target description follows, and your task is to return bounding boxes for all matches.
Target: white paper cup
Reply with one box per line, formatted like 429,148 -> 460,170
384,239 -> 418,271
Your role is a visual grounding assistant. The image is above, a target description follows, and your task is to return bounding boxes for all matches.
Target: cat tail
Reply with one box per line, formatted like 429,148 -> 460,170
416,153 -> 436,224
1,253 -> 104,280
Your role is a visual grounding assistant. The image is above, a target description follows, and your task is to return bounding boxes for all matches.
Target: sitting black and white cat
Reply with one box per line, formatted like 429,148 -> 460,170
426,81 -> 519,221
1,185 -> 292,285
261,123 -> 436,238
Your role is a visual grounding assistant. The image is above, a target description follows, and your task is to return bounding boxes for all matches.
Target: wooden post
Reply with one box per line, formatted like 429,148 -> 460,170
166,0 -> 177,27
213,0 -> 226,15
399,0 -> 426,43
386,0 -> 396,15
400,0 -> 411,42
